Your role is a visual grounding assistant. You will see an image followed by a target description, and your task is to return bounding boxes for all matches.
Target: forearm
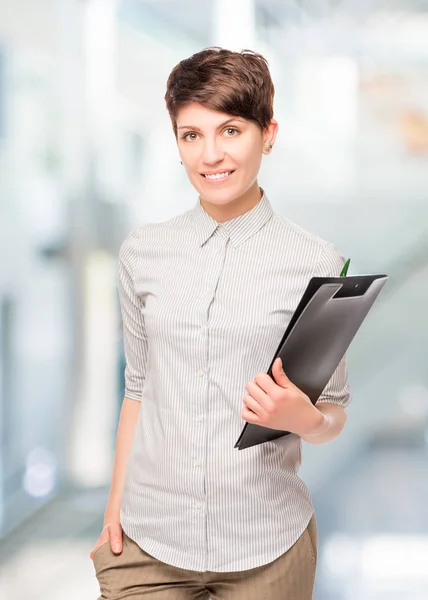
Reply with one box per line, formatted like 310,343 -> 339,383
300,402 -> 347,445
104,396 -> 141,524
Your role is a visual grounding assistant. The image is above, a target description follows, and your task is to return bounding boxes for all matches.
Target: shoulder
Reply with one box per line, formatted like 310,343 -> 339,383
118,210 -> 193,264
271,212 -> 330,248
270,213 -> 345,274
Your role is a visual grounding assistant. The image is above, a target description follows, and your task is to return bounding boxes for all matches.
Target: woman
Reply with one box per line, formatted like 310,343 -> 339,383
90,47 -> 351,600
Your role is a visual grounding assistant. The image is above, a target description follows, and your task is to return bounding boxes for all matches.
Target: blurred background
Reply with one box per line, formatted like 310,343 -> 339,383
0,0 -> 427,598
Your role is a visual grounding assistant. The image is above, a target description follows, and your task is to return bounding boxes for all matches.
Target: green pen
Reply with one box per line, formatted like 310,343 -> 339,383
340,258 -> 351,277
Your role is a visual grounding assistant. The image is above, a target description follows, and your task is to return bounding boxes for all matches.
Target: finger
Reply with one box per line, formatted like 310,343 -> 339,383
89,532 -> 108,559
245,382 -> 271,410
272,358 -> 294,388
243,393 -> 258,413
242,400 -> 260,423
89,543 -> 102,560
108,523 -> 123,553
243,393 -> 269,420
252,371 -> 280,396
242,406 -> 258,423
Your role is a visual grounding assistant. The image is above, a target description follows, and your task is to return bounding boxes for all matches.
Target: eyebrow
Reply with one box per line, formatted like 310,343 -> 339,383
177,118 -> 244,131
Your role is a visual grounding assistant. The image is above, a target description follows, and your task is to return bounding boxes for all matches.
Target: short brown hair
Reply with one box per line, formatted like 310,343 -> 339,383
164,46 -> 275,139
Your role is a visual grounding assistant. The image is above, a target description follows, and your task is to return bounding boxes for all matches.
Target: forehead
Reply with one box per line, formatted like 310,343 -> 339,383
176,103 -> 245,128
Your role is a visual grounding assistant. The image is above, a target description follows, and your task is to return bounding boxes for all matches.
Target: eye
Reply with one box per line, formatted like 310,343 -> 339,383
182,132 -> 199,142
224,127 -> 239,136
181,127 -> 239,141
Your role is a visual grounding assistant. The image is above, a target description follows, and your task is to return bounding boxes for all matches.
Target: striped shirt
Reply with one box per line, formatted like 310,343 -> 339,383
117,188 -> 352,572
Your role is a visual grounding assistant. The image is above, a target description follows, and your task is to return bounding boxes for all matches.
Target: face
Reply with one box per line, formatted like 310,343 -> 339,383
176,103 -> 278,220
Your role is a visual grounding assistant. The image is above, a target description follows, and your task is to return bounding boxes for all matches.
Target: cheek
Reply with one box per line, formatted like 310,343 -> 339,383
188,168 -> 205,189
178,142 -> 198,162
181,153 -> 201,177
238,153 -> 263,179
235,140 -> 262,167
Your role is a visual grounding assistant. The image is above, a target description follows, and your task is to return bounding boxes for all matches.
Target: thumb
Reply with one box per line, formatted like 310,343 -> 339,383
273,357 -> 292,388
108,523 -> 123,554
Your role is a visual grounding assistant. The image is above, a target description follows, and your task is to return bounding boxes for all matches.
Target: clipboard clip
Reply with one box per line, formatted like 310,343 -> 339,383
340,258 -> 351,277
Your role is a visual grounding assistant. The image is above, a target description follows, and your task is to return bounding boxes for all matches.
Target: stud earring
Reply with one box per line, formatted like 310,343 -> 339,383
264,144 -> 273,154
180,160 -> 183,165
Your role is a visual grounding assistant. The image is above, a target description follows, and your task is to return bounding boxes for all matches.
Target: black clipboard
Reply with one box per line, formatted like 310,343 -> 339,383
234,273 -> 388,450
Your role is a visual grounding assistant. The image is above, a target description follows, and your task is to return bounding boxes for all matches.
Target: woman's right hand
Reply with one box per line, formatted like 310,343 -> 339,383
89,522 -> 123,560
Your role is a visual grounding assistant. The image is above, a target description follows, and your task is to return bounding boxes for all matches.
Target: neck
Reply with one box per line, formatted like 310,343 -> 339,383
200,181 -> 263,223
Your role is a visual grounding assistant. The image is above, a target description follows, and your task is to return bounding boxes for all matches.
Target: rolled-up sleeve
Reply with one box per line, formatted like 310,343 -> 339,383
314,242 -> 353,409
117,233 -> 148,401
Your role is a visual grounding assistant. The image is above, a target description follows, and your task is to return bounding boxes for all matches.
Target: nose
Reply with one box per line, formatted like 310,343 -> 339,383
201,137 -> 225,165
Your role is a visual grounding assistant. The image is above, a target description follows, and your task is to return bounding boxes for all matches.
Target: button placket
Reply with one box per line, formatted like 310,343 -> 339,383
193,228 -> 229,548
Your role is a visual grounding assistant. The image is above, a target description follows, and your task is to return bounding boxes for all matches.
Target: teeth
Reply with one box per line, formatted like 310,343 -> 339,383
204,171 -> 231,180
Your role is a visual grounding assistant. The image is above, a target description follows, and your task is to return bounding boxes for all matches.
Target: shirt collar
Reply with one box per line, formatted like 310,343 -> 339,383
191,187 -> 274,248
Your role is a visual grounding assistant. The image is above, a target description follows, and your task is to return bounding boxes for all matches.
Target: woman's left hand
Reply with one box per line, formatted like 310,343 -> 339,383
242,357 -> 324,437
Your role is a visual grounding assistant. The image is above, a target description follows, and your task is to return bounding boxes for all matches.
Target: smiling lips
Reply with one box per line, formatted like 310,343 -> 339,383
202,170 -> 235,182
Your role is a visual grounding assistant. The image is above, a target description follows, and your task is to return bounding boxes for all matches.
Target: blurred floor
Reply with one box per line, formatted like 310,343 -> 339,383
0,486 -> 107,600
0,539 -> 99,600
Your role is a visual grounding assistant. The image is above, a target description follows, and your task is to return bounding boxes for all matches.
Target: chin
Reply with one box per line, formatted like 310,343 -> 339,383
198,185 -> 244,203
202,193 -> 240,206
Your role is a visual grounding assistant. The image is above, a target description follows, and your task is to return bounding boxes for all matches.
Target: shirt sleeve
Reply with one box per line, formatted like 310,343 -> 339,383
117,233 -> 148,401
313,242 -> 353,409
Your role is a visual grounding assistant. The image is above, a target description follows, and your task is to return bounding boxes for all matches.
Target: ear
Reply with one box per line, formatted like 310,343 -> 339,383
264,118 -> 279,147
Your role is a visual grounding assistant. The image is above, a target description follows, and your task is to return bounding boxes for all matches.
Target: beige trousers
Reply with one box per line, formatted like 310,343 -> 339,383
93,515 -> 317,600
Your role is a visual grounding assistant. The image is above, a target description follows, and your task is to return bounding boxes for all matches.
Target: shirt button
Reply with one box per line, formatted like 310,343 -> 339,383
196,416 -> 203,422
194,460 -> 201,467
196,503 -> 203,509
200,326 -> 207,335
197,369 -> 205,377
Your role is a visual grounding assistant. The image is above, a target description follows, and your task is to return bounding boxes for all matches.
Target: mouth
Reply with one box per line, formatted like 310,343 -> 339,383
201,170 -> 235,183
